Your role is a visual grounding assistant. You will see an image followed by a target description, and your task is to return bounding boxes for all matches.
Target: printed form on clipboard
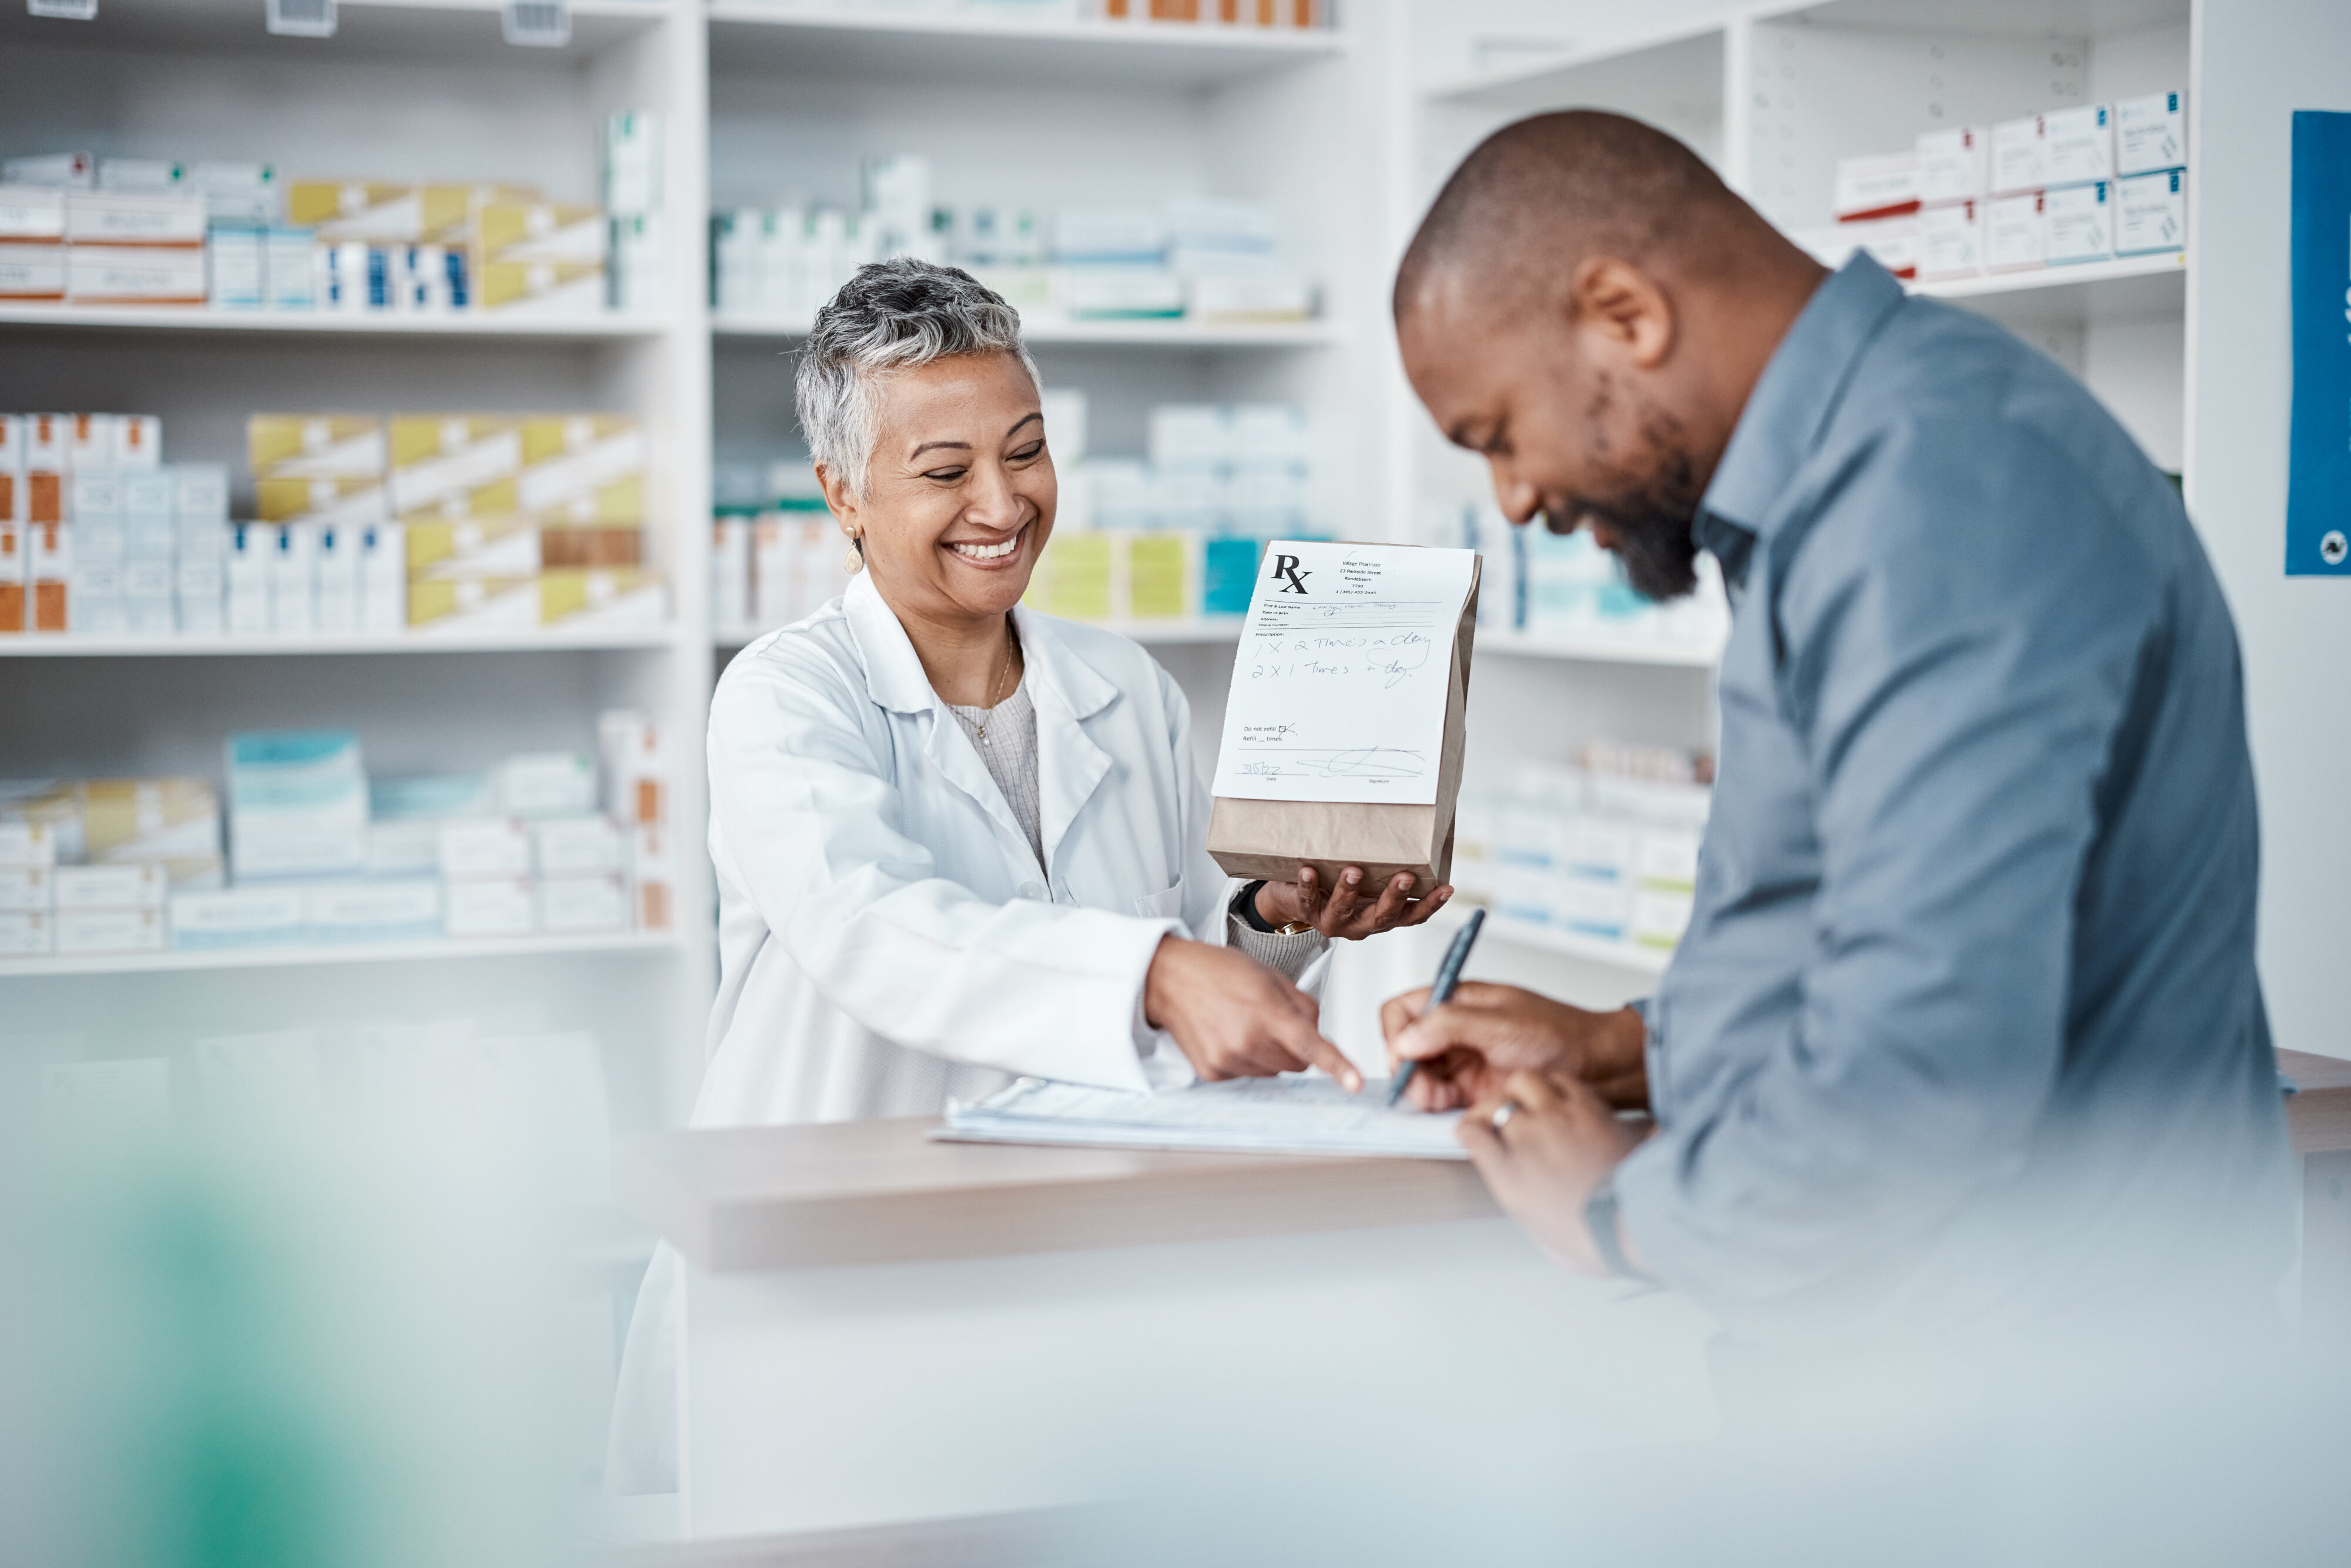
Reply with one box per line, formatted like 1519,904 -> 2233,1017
1205,540 -> 1481,892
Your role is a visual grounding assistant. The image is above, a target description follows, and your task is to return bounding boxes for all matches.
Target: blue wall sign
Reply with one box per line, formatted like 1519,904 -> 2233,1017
2288,110 -> 2351,575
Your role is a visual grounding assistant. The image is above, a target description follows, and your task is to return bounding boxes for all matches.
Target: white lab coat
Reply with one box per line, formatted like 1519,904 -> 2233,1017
608,571 -> 1303,1494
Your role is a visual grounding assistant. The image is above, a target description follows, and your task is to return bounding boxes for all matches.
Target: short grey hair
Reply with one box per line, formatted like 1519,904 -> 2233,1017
795,257 -> 1041,501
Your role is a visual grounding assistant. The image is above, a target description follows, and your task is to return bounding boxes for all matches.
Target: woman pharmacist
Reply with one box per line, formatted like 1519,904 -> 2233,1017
607,257 -> 1449,1492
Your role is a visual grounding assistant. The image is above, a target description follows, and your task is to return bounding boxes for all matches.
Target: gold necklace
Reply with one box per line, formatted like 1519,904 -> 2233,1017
964,622 -> 1019,748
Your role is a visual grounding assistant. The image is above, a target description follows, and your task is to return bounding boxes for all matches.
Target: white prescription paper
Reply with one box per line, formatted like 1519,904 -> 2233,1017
1211,540 -> 1477,807
936,1074 -> 1468,1161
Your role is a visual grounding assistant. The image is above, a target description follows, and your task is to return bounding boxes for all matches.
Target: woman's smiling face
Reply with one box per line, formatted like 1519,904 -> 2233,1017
820,350 -> 1055,626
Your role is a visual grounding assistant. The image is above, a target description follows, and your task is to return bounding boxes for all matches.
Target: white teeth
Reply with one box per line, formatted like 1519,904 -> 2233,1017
950,535 -> 1019,561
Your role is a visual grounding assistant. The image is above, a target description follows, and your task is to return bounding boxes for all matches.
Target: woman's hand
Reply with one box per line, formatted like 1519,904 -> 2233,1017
1143,936 -> 1363,1091
1254,866 -> 1452,943
1381,984 -> 1649,1113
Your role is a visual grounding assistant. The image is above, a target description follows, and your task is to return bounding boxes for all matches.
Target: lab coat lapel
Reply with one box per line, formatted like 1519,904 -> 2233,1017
842,575 -> 1040,875
1015,607 -> 1118,879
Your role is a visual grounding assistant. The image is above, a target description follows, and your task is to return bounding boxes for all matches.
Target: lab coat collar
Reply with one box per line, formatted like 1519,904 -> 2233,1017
840,574 -> 1123,882
1013,605 -> 1120,875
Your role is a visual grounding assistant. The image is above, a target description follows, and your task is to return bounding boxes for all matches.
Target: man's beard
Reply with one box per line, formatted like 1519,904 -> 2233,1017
1550,390 -> 1704,603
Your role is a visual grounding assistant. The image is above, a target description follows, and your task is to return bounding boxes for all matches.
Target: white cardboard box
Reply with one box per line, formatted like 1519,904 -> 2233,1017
169,886 -> 306,949
2116,91 -> 2187,176
0,909 -> 53,955
2116,169 -> 2186,255
0,865 -> 53,910
57,904 -> 166,954
538,872 -> 629,934
2041,105 -> 2115,188
1985,192 -> 2047,273
1919,200 -> 1982,280
1991,116 -> 2045,197
66,244 -> 208,305
306,879 -> 443,944
439,817 -> 533,880
2046,181 -> 2115,265
1832,150 -> 1921,222
1915,126 -> 1987,207
533,815 -> 625,876
446,876 -> 537,938
53,862 -> 167,910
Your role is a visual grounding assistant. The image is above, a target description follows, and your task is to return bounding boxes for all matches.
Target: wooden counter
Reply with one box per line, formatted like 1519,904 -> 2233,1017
615,1117 -> 1496,1274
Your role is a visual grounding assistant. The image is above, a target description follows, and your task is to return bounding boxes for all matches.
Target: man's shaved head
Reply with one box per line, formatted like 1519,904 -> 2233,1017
1395,110 -> 1763,323
1393,110 -> 1823,604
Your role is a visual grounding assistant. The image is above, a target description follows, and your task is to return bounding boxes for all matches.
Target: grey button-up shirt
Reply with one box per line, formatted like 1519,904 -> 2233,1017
1613,257 -> 2293,1345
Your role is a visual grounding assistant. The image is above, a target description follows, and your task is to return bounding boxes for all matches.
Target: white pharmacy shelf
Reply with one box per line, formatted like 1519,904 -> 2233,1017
717,616 -> 1244,651
0,626 -> 679,657
0,304 -> 674,340
705,4 -> 1344,90
1911,252 -> 2187,324
1477,629 -> 1724,668
715,314 -> 1338,350
1483,913 -> 1676,976
0,0 -> 671,61
0,929 -> 683,980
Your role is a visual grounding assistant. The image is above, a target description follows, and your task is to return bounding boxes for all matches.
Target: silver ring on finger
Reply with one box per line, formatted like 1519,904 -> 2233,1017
1491,1098 -> 1521,1131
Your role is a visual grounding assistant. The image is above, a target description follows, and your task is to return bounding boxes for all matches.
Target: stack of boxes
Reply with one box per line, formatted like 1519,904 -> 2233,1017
0,411 -> 219,637
1807,90 -> 2188,283
1024,401 -> 1320,624
709,460 -> 846,643
0,719 -> 675,959
712,152 -> 1317,330
0,778 -> 225,958
0,112 -> 661,316
1450,748 -> 1712,956
247,411 -> 661,637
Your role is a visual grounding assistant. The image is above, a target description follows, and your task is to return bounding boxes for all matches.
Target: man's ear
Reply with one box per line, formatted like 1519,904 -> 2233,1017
814,461 -> 861,528
1566,256 -> 1676,371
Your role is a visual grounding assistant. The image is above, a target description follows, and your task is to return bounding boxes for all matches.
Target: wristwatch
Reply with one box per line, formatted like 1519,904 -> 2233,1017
1232,879 -> 1315,937
1583,1175 -> 1652,1282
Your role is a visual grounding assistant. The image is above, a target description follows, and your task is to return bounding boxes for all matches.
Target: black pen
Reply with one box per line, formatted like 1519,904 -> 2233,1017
1387,907 -> 1485,1107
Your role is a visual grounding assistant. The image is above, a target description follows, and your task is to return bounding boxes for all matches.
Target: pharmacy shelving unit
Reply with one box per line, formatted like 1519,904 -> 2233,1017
700,1 -> 1396,797
0,0 -> 717,1138
1365,0 -> 2205,1020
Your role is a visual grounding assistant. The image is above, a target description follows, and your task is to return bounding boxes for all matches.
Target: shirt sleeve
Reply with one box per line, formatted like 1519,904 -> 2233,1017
1614,420 -> 2166,1308
710,641 -> 1183,1094
1226,907 -> 1329,982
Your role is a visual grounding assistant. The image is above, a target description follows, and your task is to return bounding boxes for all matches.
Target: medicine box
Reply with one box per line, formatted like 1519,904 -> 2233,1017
493,752 -> 598,819
1985,192 -> 2047,273
471,202 -> 607,267
0,244 -> 66,302
533,815 -> 625,876
256,475 -> 389,530
474,259 -> 604,316
0,184 -> 67,243
387,415 -> 524,517
53,862 -> 167,910
517,415 -> 645,523
225,729 -> 368,881
2116,91 -> 2187,176
56,904 -> 166,955
1832,151 -> 1921,222
1915,127 -> 1987,207
250,415 -> 386,480
306,879 -> 442,944
0,865 -> 52,910
538,567 -> 666,629
67,246 -> 208,305
405,515 -> 541,581
169,887 -> 305,950
539,872 -> 629,934
208,227 -> 265,310
2115,170 -> 2186,256
445,876 -> 537,938
438,817 -> 533,880
1991,116 -> 2045,197
2041,105 -> 2114,188
2045,182 -> 2114,266
62,190 -> 206,247
0,909 -> 51,954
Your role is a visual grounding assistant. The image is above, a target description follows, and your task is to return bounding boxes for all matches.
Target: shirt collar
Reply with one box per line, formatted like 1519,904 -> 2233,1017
1695,254 -> 1908,571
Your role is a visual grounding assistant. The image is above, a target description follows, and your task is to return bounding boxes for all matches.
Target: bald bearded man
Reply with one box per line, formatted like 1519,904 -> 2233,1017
1384,112 -> 2292,1371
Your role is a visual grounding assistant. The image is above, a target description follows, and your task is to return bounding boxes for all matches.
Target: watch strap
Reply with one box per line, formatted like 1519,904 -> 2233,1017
1231,879 -> 1280,934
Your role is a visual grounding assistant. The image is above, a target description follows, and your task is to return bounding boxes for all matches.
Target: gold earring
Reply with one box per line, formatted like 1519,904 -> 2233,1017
842,532 -> 863,575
